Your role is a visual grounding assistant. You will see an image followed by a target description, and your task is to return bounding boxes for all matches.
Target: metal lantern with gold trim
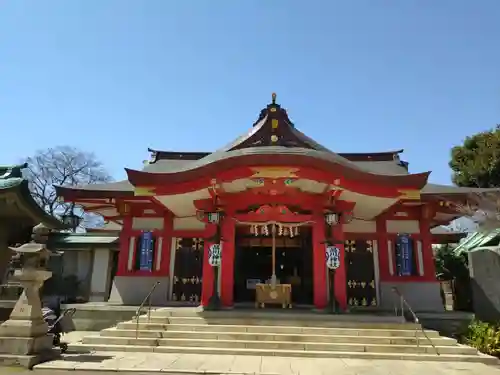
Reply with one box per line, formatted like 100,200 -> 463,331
323,212 -> 340,247
207,212 -> 221,224
325,212 -> 339,226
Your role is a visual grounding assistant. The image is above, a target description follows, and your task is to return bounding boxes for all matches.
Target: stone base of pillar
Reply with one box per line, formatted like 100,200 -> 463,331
0,336 -> 58,368
0,269 -> 60,368
0,316 -> 59,368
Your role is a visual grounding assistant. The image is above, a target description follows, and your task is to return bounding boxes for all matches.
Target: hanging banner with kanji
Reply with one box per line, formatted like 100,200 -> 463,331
395,234 -> 413,276
139,231 -> 155,271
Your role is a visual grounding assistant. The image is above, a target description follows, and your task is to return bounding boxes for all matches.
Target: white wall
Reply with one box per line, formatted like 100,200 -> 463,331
343,220 -> 376,233
132,217 -> 164,230
61,249 -> 93,299
89,248 -> 113,302
386,220 -> 420,234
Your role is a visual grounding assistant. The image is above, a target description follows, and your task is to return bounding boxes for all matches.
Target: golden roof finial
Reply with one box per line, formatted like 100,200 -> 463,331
271,92 -> 277,104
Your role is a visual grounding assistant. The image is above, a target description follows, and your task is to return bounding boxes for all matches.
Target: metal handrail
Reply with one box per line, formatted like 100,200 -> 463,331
391,287 -> 439,355
135,281 -> 160,339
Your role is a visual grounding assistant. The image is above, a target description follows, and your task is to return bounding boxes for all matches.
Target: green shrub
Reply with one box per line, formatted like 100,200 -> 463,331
465,319 -> 500,356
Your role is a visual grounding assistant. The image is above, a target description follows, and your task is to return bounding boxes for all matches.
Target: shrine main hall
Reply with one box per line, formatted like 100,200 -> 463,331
56,94 -> 479,311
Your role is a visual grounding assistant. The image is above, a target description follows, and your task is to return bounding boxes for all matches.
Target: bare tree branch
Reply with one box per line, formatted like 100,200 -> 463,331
23,146 -> 113,230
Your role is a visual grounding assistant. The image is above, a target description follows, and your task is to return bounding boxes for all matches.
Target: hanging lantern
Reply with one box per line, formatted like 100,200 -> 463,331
208,243 -> 222,267
326,246 -> 341,270
325,213 -> 339,226
207,212 -> 221,224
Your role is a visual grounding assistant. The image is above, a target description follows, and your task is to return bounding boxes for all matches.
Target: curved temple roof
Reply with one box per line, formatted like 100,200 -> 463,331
126,94 -> 427,189
126,147 -> 429,190
148,148 -> 405,163
55,180 -> 134,200
0,163 -> 65,229
55,94 -> 492,203
147,94 -> 406,164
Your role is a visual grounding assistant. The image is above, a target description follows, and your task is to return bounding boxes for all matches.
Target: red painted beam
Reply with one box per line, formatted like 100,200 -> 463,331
194,190 -> 327,212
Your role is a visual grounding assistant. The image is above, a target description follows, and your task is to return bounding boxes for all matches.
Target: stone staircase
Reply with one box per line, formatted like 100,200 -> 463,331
68,308 -> 497,363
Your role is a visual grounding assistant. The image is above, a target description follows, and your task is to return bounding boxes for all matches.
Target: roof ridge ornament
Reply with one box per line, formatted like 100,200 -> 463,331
271,92 -> 277,105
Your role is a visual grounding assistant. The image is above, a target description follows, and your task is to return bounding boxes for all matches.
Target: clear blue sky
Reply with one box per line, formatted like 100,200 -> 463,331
1,0 -> 499,185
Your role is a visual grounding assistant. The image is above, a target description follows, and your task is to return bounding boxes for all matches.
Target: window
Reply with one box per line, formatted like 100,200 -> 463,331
135,231 -> 156,271
394,234 -> 418,276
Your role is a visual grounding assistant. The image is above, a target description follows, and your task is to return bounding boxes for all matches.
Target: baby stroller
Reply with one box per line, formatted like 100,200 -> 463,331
42,298 -> 76,353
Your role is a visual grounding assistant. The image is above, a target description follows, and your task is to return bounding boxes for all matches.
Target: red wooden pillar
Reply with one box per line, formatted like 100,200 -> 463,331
376,218 -> 390,281
312,215 -> 327,309
201,223 -> 216,306
116,215 -> 132,276
419,218 -> 436,280
220,217 -> 236,307
332,224 -> 347,310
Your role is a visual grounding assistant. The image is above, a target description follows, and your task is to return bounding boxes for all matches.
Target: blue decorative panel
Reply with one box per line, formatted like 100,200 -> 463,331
396,234 -> 413,276
139,231 -> 155,271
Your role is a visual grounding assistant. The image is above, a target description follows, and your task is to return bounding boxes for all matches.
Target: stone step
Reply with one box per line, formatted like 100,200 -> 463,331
66,343 -> 498,364
81,335 -> 474,355
83,335 -> 158,346
149,309 -> 403,322
102,328 -> 455,346
139,315 -> 421,330
122,321 -> 436,337
77,308 -> 488,364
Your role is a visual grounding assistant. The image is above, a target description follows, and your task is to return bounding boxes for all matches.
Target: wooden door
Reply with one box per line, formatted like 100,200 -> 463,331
345,240 -> 377,307
172,238 -> 204,304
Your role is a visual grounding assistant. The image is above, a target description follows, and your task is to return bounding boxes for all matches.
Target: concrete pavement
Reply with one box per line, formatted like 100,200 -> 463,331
32,351 -> 500,375
3,371 -> 181,375
22,331 -> 500,375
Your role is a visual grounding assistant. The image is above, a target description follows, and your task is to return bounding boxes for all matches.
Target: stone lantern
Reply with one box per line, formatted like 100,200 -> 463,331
0,223 -> 58,368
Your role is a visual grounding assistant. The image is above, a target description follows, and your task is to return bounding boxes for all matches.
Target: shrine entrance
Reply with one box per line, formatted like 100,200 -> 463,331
233,225 -> 314,306
171,237 -> 204,304
344,239 -> 377,307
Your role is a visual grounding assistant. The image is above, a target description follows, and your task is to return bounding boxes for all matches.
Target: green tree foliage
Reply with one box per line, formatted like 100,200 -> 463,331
434,244 -> 469,281
450,125 -> 500,188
